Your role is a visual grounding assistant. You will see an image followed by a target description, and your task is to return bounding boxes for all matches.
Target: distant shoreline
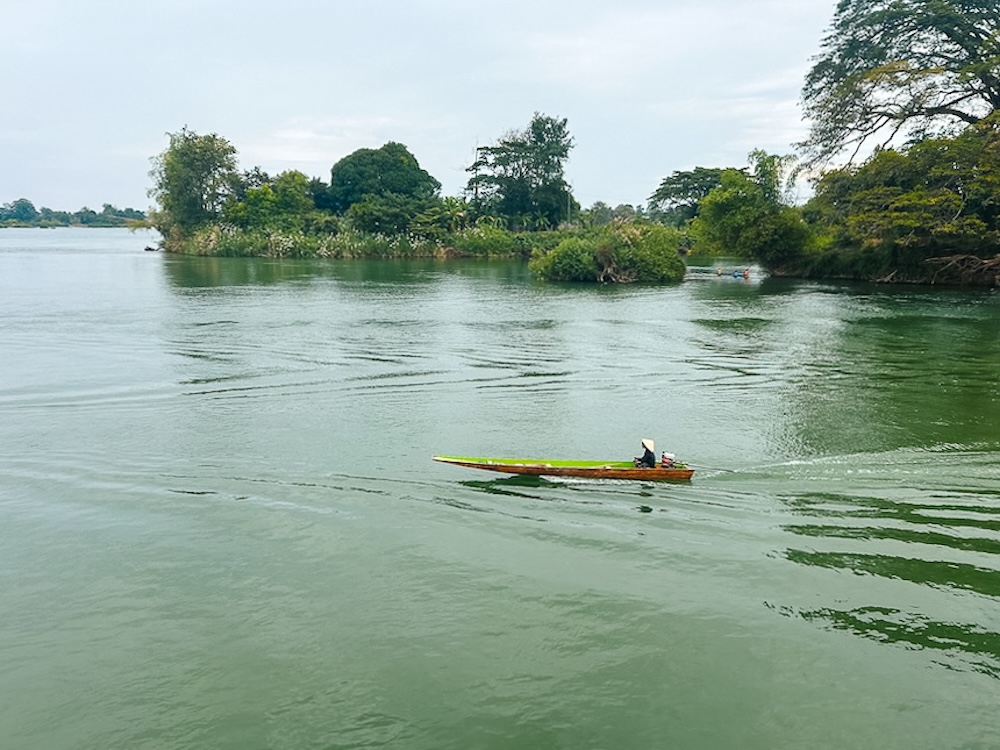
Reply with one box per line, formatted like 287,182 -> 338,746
0,221 -> 150,230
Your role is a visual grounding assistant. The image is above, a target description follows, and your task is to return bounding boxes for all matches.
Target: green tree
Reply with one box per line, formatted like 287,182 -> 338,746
411,197 -> 471,238
328,142 -> 440,214
149,127 -> 239,242
747,149 -> 796,203
804,116 -> 1000,268
223,170 -> 316,231
229,167 -> 271,203
346,193 -> 433,235
74,207 -> 100,225
692,155 -> 810,268
1,198 -> 39,223
272,171 -> 314,219
466,112 -> 575,229
223,184 -> 278,229
801,0 -> 1000,167
308,176 -> 335,212
37,207 -> 72,226
582,201 -> 614,227
649,167 -> 725,225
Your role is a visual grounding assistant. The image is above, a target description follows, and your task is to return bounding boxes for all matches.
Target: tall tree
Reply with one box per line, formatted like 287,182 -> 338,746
0,198 -> 39,223
327,142 -> 440,214
149,128 -> 239,241
692,151 -> 809,267
649,167 -> 725,225
466,113 -> 575,229
223,170 -> 316,231
800,0 -> 1000,167
804,116 -> 1000,260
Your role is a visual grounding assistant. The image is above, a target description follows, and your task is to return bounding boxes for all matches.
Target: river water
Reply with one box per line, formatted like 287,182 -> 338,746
1,228 -> 998,749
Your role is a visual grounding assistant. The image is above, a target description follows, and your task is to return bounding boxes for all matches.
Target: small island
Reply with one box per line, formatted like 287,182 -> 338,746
146,116 -> 688,284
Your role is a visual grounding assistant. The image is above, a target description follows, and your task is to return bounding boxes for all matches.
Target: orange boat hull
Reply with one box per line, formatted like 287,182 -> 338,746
433,456 -> 694,482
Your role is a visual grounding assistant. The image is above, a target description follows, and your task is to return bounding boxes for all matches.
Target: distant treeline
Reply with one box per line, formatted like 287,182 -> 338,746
0,198 -> 146,228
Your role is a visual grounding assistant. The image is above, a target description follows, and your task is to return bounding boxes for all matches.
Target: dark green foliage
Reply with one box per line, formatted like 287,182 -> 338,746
346,193 -> 432,235
327,142 -> 440,214
445,225 -> 535,258
411,197 -> 472,239
691,168 -> 810,268
801,0 -> 1000,167
529,224 -> 686,283
149,128 -> 239,243
620,224 -> 689,281
801,117 -> 1000,280
649,167 -> 726,226
530,237 -> 600,281
308,177 -> 335,212
1,198 -> 39,223
466,113 -> 575,230
36,207 -> 73,226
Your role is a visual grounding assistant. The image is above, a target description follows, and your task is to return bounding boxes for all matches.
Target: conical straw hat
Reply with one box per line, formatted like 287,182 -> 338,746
641,438 -> 654,452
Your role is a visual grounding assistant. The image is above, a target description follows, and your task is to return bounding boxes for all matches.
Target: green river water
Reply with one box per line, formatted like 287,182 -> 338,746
1,228 -> 998,749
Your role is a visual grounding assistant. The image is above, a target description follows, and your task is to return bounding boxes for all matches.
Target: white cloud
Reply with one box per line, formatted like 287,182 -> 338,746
1,0 -> 837,209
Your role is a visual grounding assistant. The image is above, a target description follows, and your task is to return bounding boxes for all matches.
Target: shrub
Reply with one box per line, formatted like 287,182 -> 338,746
529,237 -> 601,280
529,224 -> 686,283
447,226 -> 532,258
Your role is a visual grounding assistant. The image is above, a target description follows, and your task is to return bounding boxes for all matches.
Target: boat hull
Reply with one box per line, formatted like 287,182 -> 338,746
433,456 -> 694,481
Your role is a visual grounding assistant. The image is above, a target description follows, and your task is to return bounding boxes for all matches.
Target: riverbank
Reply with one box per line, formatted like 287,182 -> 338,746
775,246 -> 1000,288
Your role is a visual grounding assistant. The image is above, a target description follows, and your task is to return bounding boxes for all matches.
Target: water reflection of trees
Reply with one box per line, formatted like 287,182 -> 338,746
162,255 -> 532,289
781,491 -> 1000,531
777,490 -> 1000,678
796,606 -> 1000,680
784,549 -> 1000,597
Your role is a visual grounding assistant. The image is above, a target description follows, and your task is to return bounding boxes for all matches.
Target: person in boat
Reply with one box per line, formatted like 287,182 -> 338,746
634,438 -> 656,468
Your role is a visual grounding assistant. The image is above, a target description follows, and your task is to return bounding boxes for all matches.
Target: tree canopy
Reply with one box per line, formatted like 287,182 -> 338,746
801,0 -> 1000,167
0,198 -> 39,223
802,115 -> 1000,277
691,151 -> 809,267
648,167 -> 726,225
466,113 -> 575,230
149,128 -> 239,240
327,142 -> 440,214
223,170 -> 316,231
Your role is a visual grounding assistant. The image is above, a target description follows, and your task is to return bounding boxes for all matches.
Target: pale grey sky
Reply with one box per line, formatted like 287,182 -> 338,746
1,0 -> 835,212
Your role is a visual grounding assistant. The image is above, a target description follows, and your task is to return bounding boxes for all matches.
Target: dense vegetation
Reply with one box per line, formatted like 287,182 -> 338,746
147,118 -> 685,283
528,224 -> 686,283
143,0 -> 999,286
794,116 -> 1000,284
657,0 -> 1000,286
0,199 -> 145,228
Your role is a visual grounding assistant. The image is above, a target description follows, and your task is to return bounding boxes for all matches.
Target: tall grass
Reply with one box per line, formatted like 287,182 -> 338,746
173,224 -> 580,260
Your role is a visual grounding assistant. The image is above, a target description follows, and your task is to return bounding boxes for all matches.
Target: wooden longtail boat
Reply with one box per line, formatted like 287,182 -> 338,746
433,455 -> 694,481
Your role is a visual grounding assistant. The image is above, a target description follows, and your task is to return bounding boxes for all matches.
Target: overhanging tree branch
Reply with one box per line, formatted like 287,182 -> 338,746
800,0 -> 1000,168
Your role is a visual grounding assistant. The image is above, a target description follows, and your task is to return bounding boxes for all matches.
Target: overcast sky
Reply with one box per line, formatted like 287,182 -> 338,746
1,0 -> 835,212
